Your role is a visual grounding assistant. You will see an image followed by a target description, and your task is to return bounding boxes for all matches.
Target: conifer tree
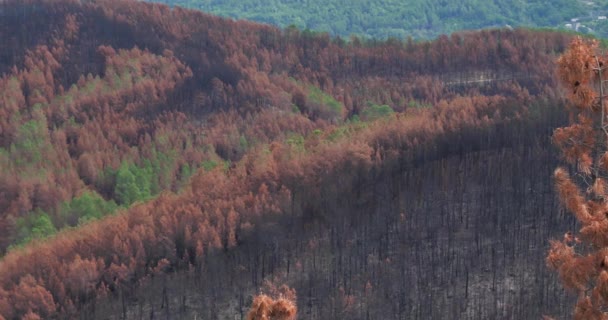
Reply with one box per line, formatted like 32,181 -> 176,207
548,37 -> 608,319
246,287 -> 297,320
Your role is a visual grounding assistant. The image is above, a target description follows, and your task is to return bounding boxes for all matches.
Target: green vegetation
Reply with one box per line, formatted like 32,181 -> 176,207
12,191 -> 118,248
114,162 -> 156,206
285,133 -> 305,153
150,0 -> 608,39
201,160 -> 219,171
306,85 -> 344,122
14,210 -> 57,246
9,111 -> 51,168
407,100 -> 433,110
360,102 -> 394,121
60,191 -> 118,226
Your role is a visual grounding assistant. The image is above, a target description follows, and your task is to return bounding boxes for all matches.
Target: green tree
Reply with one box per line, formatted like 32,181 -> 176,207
15,210 -> 57,246
360,102 -> 395,121
150,0 -> 592,39
114,163 -> 153,205
61,191 -> 118,226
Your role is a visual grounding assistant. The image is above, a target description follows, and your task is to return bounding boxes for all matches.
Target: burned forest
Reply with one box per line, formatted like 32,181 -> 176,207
0,0 -> 591,319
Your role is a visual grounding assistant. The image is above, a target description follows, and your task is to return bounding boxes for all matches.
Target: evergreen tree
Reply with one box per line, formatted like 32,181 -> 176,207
114,163 -> 152,206
548,37 -> 608,319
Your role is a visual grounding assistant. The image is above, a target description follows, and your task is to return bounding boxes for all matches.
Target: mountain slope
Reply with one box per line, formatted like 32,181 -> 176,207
150,0 -> 608,39
0,0 -> 578,318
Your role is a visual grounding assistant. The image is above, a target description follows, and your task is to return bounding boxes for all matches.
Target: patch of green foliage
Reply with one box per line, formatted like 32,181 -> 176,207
114,162 -> 156,206
407,100 -> 433,110
14,210 -> 57,246
10,117 -> 48,167
285,133 -> 306,152
11,191 -> 118,250
60,191 -> 118,226
201,160 -> 219,171
307,86 -> 344,122
179,163 -> 194,185
144,146 -> 176,193
326,120 -> 368,142
360,102 -> 395,121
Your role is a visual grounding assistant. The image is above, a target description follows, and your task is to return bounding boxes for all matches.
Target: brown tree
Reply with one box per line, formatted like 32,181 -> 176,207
246,288 -> 297,320
548,37 -> 608,319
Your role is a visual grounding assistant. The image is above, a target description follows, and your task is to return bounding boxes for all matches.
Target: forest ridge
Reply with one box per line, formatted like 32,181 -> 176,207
149,0 -> 608,39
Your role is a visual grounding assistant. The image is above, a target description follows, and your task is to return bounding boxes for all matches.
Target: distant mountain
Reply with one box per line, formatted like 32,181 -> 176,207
150,0 -> 608,39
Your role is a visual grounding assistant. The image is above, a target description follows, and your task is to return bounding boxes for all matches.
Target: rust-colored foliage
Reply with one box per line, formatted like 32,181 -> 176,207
0,77 -> 541,318
0,0 -> 580,318
548,37 -> 608,319
246,287 -> 297,320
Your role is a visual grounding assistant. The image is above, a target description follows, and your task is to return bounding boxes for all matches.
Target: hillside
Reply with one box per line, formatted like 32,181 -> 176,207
149,0 -> 608,39
0,0 -> 578,318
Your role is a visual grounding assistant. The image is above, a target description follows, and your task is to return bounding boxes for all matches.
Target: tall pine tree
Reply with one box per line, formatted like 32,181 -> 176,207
548,37 -> 608,319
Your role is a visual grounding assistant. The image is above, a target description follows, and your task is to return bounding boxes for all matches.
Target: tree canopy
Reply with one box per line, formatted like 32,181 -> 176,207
149,0 -> 608,39
548,37 -> 608,319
